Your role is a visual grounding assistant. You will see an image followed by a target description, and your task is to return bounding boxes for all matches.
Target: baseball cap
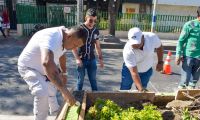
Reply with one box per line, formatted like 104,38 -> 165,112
128,27 -> 143,45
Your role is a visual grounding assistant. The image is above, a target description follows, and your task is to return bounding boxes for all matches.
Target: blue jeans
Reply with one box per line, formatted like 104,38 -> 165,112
179,56 -> 200,87
120,63 -> 153,90
76,59 -> 97,91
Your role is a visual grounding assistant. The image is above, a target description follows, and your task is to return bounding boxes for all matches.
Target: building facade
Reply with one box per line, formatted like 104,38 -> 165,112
156,0 -> 200,16
121,0 -> 152,14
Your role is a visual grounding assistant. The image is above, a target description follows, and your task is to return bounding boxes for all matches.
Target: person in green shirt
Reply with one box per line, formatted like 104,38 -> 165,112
176,6 -> 200,89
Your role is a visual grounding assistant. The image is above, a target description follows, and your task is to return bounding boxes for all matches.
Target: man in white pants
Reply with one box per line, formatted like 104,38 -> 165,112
18,26 -> 87,120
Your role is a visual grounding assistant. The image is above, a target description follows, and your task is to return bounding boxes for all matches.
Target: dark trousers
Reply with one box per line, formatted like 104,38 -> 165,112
179,56 -> 200,88
0,27 -> 6,38
76,59 -> 97,91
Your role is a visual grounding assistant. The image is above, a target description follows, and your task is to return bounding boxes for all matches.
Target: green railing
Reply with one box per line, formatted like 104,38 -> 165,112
16,3 -> 196,36
16,4 -> 46,24
16,3 -> 77,36
97,12 -> 196,32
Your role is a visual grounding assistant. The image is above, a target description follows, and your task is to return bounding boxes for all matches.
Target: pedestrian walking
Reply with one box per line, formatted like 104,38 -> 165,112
176,6 -> 200,89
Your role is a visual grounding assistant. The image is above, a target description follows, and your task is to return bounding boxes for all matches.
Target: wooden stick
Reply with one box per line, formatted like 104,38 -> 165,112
56,86 -> 75,120
56,102 -> 69,120
78,92 -> 87,120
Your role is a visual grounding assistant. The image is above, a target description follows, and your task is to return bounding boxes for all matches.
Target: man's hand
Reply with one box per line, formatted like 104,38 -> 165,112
72,48 -> 83,67
156,61 -> 164,72
99,59 -> 104,69
139,88 -> 148,92
76,58 -> 83,67
176,57 -> 183,65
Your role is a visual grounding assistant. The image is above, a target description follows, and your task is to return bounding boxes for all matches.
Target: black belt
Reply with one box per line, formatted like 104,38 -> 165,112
45,68 -> 61,82
45,75 -> 50,82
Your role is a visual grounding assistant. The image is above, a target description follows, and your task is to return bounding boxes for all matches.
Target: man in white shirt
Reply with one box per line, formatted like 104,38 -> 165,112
18,26 -> 87,120
120,27 -> 164,91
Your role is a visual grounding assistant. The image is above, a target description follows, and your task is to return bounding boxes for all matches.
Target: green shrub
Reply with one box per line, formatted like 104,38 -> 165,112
86,99 -> 163,120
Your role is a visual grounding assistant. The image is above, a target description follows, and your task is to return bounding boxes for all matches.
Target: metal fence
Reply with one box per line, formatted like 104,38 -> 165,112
97,12 -> 196,33
16,3 -> 77,36
16,3 -> 196,36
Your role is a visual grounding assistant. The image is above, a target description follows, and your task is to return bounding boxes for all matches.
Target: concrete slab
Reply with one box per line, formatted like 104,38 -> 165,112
100,39 -> 177,50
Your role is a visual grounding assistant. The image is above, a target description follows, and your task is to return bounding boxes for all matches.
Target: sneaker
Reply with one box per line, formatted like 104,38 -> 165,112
178,85 -> 186,89
188,82 -> 196,89
187,86 -> 195,89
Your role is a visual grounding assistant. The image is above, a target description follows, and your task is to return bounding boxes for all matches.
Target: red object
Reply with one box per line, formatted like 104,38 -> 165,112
167,50 -> 172,56
163,51 -> 172,75
2,9 -> 9,24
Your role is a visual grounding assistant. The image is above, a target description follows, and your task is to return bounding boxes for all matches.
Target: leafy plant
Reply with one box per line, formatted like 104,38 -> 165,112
86,99 -> 163,120
85,98 -> 122,120
181,108 -> 198,120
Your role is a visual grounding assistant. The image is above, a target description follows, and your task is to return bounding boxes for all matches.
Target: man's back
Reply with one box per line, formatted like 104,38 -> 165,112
18,26 -> 65,74
123,32 -> 161,72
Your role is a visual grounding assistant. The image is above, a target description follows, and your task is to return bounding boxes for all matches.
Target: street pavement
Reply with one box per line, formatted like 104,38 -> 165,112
0,36 -> 199,119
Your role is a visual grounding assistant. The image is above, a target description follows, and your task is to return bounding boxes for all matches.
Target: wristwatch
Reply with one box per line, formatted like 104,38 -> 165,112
61,72 -> 68,76
158,61 -> 164,64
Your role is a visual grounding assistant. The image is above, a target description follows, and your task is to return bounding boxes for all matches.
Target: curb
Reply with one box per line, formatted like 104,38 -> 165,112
100,42 -> 176,51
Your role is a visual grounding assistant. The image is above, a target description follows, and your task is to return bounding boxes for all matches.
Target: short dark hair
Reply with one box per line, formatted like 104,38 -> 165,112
70,26 -> 87,44
86,8 -> 97,17
197,6 -> 200,17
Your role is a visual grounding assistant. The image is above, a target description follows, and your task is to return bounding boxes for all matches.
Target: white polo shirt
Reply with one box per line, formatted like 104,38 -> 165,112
123,32 -> 161,73
18,26 -> 66,75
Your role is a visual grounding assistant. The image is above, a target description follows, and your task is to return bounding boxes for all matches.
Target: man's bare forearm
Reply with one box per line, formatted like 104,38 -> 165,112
41,49 -> 65,90
156,45 -> 163,63
44,61 -> 64,90
95,41 -> 103,60
59,53 -> 67,73
128,67 -> 143,91
41,48 -> 75,104
132,74 -> 143,91
72,48 -> 80,60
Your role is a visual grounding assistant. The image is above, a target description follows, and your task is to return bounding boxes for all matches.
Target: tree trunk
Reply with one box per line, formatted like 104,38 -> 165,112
108,0 -> 120,36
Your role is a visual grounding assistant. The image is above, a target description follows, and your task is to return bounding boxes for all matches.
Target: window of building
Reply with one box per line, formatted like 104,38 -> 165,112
139,3 -> 146,13
126,8 -> 135,13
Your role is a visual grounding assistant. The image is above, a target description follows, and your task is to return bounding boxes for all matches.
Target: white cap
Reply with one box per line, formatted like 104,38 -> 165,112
128,27 -> 143,45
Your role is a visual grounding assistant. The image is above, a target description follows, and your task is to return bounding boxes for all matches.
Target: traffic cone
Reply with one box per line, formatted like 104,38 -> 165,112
163,51 -> 172,75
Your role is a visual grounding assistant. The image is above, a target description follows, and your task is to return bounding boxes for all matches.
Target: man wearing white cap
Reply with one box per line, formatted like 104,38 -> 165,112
120,27 -> 164,91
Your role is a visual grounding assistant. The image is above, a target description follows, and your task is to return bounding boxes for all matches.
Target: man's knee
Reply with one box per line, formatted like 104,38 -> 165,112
32,87 -> 48,97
